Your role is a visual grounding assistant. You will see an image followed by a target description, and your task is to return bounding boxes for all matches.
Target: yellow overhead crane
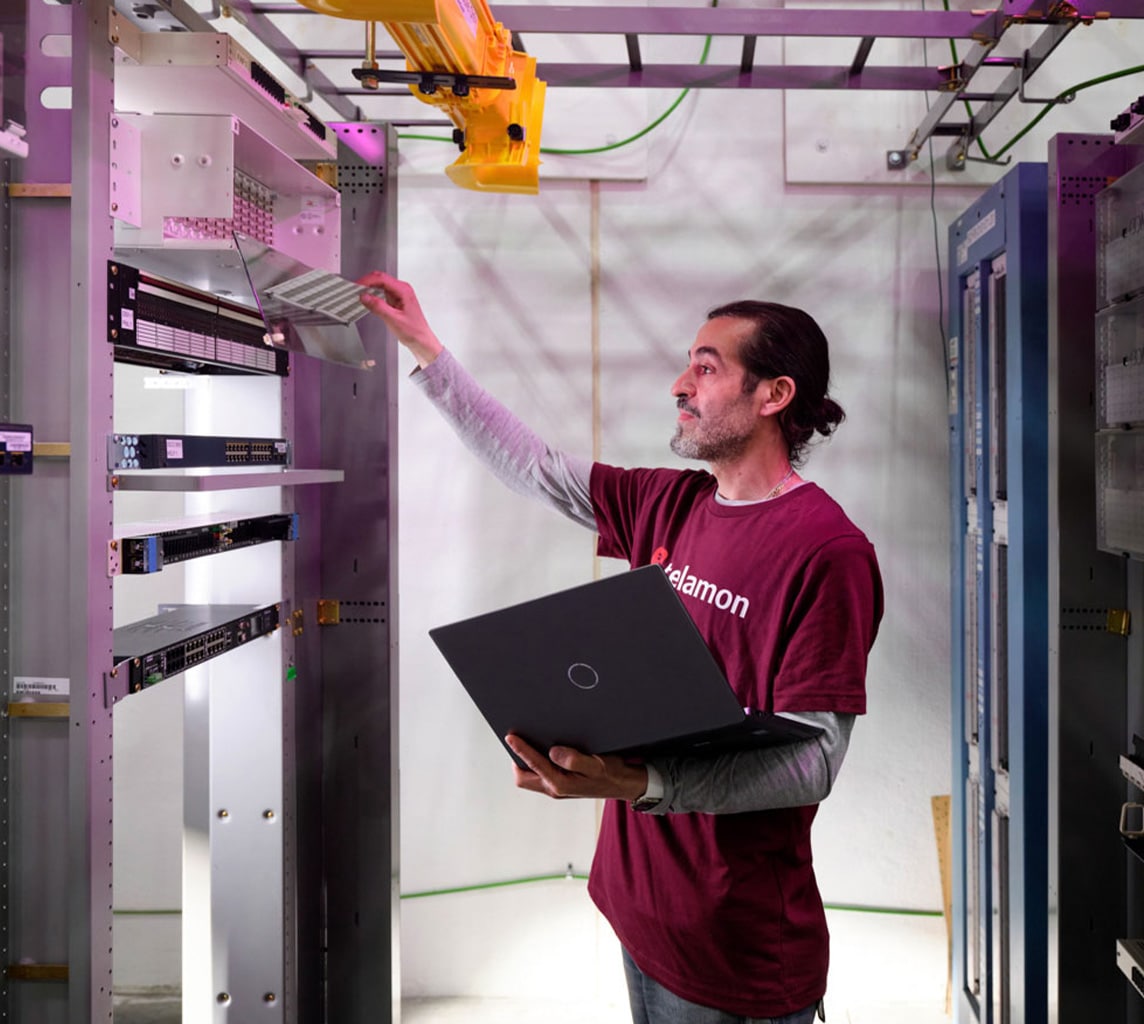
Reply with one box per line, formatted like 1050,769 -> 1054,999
293,0 -> 546,193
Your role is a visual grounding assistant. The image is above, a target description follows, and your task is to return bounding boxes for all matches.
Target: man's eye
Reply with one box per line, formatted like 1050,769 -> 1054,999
698,365 -> 714,375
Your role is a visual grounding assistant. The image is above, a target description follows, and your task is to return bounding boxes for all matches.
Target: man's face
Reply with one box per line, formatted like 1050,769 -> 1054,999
669,317 -> 761,463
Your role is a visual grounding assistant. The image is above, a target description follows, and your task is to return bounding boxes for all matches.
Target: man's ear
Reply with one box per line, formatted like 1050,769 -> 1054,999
757,376 -> 796,418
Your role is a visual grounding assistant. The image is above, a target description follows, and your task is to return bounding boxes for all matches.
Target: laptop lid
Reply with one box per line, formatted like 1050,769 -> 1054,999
429,565 -> 820,763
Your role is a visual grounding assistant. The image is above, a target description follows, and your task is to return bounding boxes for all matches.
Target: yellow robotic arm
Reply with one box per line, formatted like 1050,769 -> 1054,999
294,0 -> 546,193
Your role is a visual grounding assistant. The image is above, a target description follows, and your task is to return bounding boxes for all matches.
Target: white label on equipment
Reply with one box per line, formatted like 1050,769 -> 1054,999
166,439 -> 184,460
15,676 -> 70,697
0,429 -> 31,452
121,308 -> 135,331
957,208 -> 996,266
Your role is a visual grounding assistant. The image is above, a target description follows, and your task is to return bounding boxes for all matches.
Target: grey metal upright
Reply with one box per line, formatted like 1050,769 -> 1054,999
4,0 -> 116,1020
69,1 -> 117,1021
319,124 -> 401,1024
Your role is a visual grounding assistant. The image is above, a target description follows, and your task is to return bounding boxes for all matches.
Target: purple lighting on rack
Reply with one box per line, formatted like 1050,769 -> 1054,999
331,123 -> 388,164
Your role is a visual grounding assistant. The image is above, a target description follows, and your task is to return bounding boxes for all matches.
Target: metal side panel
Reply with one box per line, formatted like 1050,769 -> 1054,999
320,126 -> 400,1024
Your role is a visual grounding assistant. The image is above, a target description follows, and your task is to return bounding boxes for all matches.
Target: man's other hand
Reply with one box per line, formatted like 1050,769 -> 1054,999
506,733 -> 648,802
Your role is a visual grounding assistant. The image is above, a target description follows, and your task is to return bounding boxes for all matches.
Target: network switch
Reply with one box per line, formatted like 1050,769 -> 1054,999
118,513 -> 299,574
113,603 -> 281,692
109,433 -> 291,471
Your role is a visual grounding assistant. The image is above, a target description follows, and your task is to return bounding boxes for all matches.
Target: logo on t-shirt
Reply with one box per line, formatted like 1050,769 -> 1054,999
660,559 -> 750,620
650,546 -> 669,565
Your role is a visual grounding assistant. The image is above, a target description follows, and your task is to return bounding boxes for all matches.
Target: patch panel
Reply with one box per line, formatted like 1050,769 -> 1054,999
109,433 -> 291,471
108,262 -> 288,377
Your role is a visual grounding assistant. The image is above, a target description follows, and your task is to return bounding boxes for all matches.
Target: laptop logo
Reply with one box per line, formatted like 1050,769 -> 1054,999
567,662 -> 600,690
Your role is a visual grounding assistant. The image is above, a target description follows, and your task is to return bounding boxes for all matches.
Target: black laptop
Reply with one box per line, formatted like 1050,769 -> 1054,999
428,565 -> 822,766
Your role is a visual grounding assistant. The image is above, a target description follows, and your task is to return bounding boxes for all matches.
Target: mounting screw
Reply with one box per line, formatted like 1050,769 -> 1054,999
216,992 -> 230,1004
217,809 -> 229,819
263,809 -> 276,820
507,123 -> 525,142
886,150 -> 908,170
264,993 -> 277,1004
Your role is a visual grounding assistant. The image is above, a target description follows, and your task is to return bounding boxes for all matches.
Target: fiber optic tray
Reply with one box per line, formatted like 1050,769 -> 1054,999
115,33 -> 334,161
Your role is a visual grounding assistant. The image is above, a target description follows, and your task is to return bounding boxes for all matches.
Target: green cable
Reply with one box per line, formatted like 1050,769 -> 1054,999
396,2 -> 717,157
399,872 -> 944,917
984,64 -> 1144,162
111,878 -> 942,919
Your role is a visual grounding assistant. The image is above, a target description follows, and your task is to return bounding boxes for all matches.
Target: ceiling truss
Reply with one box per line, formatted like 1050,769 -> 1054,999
160,0 -> 1144,172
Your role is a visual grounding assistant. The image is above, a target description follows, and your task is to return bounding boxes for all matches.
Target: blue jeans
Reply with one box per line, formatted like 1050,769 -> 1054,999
622,949 -> 823,1024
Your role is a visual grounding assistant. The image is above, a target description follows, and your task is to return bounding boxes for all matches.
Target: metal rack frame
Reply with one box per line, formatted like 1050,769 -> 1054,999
3,3 -> 400,1023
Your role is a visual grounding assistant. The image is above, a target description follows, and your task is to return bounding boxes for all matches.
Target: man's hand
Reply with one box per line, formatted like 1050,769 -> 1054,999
506,734 -> 649,802
357,271 -> 444,369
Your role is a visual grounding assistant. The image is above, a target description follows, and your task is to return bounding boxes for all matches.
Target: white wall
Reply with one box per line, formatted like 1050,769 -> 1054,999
395,92 -> 963,1001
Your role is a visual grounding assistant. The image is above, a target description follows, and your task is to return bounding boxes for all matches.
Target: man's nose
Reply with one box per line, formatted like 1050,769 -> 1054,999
672,368 -> 694,398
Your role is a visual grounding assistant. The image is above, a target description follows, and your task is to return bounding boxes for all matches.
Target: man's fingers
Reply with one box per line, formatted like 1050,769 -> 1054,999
549,746 -> 603,776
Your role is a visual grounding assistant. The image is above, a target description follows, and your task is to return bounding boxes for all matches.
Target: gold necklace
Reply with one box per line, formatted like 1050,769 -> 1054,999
763,467 -> 795,501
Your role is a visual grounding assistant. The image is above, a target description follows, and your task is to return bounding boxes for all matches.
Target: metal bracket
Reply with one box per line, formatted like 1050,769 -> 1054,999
349,67 -> 516,97
316,599 -> 340,626
937,63 -> 967,93
106,539 -> 122,578
886,149 -> 911,171
103,660 -> 133,708
1108,609 -> 1132,636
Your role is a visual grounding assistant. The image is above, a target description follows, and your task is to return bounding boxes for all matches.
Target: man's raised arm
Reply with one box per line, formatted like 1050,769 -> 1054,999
359,271 -> 595,528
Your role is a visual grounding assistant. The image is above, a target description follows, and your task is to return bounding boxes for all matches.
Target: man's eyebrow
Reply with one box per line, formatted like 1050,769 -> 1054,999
689,345 -> 725,363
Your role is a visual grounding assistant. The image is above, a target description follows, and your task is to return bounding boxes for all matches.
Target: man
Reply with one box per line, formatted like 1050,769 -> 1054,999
361,273 -> 883,1024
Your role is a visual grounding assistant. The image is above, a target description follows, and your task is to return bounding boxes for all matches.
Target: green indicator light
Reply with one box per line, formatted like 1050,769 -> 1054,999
285,666 -> 297,682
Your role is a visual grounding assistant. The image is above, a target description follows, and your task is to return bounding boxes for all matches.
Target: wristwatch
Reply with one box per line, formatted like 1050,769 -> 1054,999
630,763 -> 664,812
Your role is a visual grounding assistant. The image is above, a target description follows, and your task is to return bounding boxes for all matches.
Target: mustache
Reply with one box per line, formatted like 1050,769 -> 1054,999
676,397 -> 700,417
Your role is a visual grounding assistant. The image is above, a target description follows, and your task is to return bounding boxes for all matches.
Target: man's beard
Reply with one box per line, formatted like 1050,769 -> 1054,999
670,405 -> 755,462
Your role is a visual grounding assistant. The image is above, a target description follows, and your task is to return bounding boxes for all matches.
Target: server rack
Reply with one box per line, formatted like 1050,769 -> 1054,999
1048,134 -> 1144,1024
950,140 -> 1144,1024
949,162 -> 1049,1024
1,5 -> 400,1024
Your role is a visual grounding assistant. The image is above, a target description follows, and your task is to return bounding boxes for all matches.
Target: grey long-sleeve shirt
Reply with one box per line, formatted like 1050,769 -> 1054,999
411,348 -> 856,815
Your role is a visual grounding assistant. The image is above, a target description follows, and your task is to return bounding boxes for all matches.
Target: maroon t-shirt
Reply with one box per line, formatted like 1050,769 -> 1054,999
587,465 -> 883,1017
